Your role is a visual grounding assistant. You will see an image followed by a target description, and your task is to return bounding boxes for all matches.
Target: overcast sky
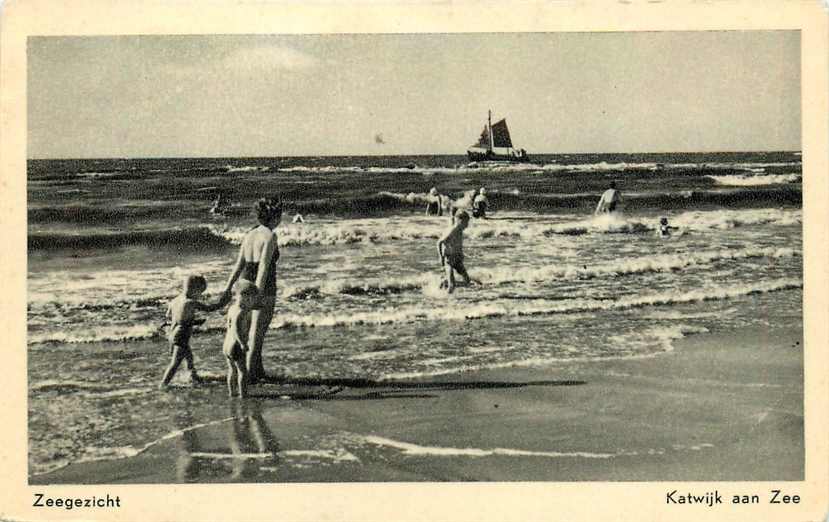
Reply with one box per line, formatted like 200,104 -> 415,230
28,31 -> 800,158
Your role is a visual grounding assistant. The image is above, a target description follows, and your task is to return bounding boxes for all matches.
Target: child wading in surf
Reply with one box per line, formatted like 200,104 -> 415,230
437,210 -> 473,293
222,280 -> 259,398
159,275 -> 224,389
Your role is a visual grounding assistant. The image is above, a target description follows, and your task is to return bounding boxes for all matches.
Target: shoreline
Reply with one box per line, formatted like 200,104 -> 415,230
31,324 -> 803,483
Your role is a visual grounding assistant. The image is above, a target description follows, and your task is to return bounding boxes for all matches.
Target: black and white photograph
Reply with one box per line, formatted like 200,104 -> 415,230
3,1 -> 828,520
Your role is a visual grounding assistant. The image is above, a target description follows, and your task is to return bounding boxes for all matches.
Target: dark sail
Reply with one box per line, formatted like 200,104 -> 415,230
473,126 -> 491,149
466,111 -> 529,163
490,119 -> 513,148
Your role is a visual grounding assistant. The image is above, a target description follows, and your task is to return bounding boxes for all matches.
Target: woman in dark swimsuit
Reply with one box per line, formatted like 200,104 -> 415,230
221,197 -> 282,383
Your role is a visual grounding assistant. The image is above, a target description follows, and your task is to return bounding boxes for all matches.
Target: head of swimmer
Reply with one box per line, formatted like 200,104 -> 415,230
255,196 -> 283,229
234,280 -> 259,309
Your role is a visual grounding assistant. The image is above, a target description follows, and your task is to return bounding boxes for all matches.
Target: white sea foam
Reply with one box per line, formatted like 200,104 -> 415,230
224,165 -> 270,173
88,388 -> 150,398
708,174 -> 801,186
27,258 -> 230,307
642,309 -> 737,320
666,161 -> 801,171
208,218 -> 444,247
275,159 -> 800,177
188,451 -> 276,459
30,380 -> 150,398
466,345 -> 505,354
76,172 -> 125,179
276,278 -> 801,330
203,208 -> 801,249
279,161 -> 665,176
281,449 -> 360,462
361,435 -> 618,458
281,246 -> 800,299
380,325 -> 709,380
28,324 -> 162,345
417,355 -> 473,366
31,380 -> 114,393
29,277 -> 800,345
34,416 -> 238,476
669,208 -> 801,230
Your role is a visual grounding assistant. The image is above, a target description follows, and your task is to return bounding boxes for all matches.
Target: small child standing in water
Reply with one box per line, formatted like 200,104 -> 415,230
159,275 -> 224,389
437,210 -> 473,293
222,280 -> 259,398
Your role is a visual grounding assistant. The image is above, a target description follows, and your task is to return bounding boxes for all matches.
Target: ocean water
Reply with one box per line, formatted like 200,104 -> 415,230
27,152 -> 803,476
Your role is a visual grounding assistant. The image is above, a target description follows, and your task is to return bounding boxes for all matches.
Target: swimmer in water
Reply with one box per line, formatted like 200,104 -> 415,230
437,211 -> 473,293
594,181 -> 621,215
472,187 -> 489,218
439,193 -> 453,217
211,194 -> 230,215
450,189 -> 477,224
425,187 -> 442,216
657,216 -> 678,237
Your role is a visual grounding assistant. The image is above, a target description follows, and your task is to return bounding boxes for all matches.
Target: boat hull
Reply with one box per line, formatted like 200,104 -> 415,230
466,150 -> 531,163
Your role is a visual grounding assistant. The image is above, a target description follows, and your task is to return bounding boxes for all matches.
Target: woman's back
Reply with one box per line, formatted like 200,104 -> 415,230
241,225 -> 279,294
242,226 -> 274,262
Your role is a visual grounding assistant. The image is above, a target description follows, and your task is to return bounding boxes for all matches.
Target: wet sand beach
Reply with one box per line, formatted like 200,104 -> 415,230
32,326 -> 802,483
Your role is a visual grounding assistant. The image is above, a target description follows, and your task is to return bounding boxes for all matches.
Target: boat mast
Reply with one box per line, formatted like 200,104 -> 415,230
488,110 -> 494,153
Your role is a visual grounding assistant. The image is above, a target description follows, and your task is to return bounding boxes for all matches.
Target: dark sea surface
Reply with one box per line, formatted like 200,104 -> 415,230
27,152 -> 802,476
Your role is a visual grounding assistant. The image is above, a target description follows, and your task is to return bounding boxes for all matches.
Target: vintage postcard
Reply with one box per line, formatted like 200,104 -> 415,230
1,0 -> 827,520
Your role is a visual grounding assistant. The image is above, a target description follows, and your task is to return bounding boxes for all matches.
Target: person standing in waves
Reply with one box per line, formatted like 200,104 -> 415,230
221,197 -> 282,383
594,181 -> 621,215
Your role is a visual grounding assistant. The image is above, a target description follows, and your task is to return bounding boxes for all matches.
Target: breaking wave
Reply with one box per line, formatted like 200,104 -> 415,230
29,208 -> 800,251
28,277 -> 798,345
270,278 -> 802,331
708,174 -> 801,186
274,159 -> 801,176
28,185 -> 801,226
382,187 -> 801,213
224,165 -> 270,173
282,246 -> 799,299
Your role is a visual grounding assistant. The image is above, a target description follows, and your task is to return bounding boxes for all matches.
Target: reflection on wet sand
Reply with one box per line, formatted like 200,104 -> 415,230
175,401 -> 279,482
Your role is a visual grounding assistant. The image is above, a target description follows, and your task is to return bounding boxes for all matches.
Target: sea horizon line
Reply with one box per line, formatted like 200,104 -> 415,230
26,150 -> 803,162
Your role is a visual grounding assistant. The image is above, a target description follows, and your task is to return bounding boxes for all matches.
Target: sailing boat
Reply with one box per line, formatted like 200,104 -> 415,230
466,110 -> 529,163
